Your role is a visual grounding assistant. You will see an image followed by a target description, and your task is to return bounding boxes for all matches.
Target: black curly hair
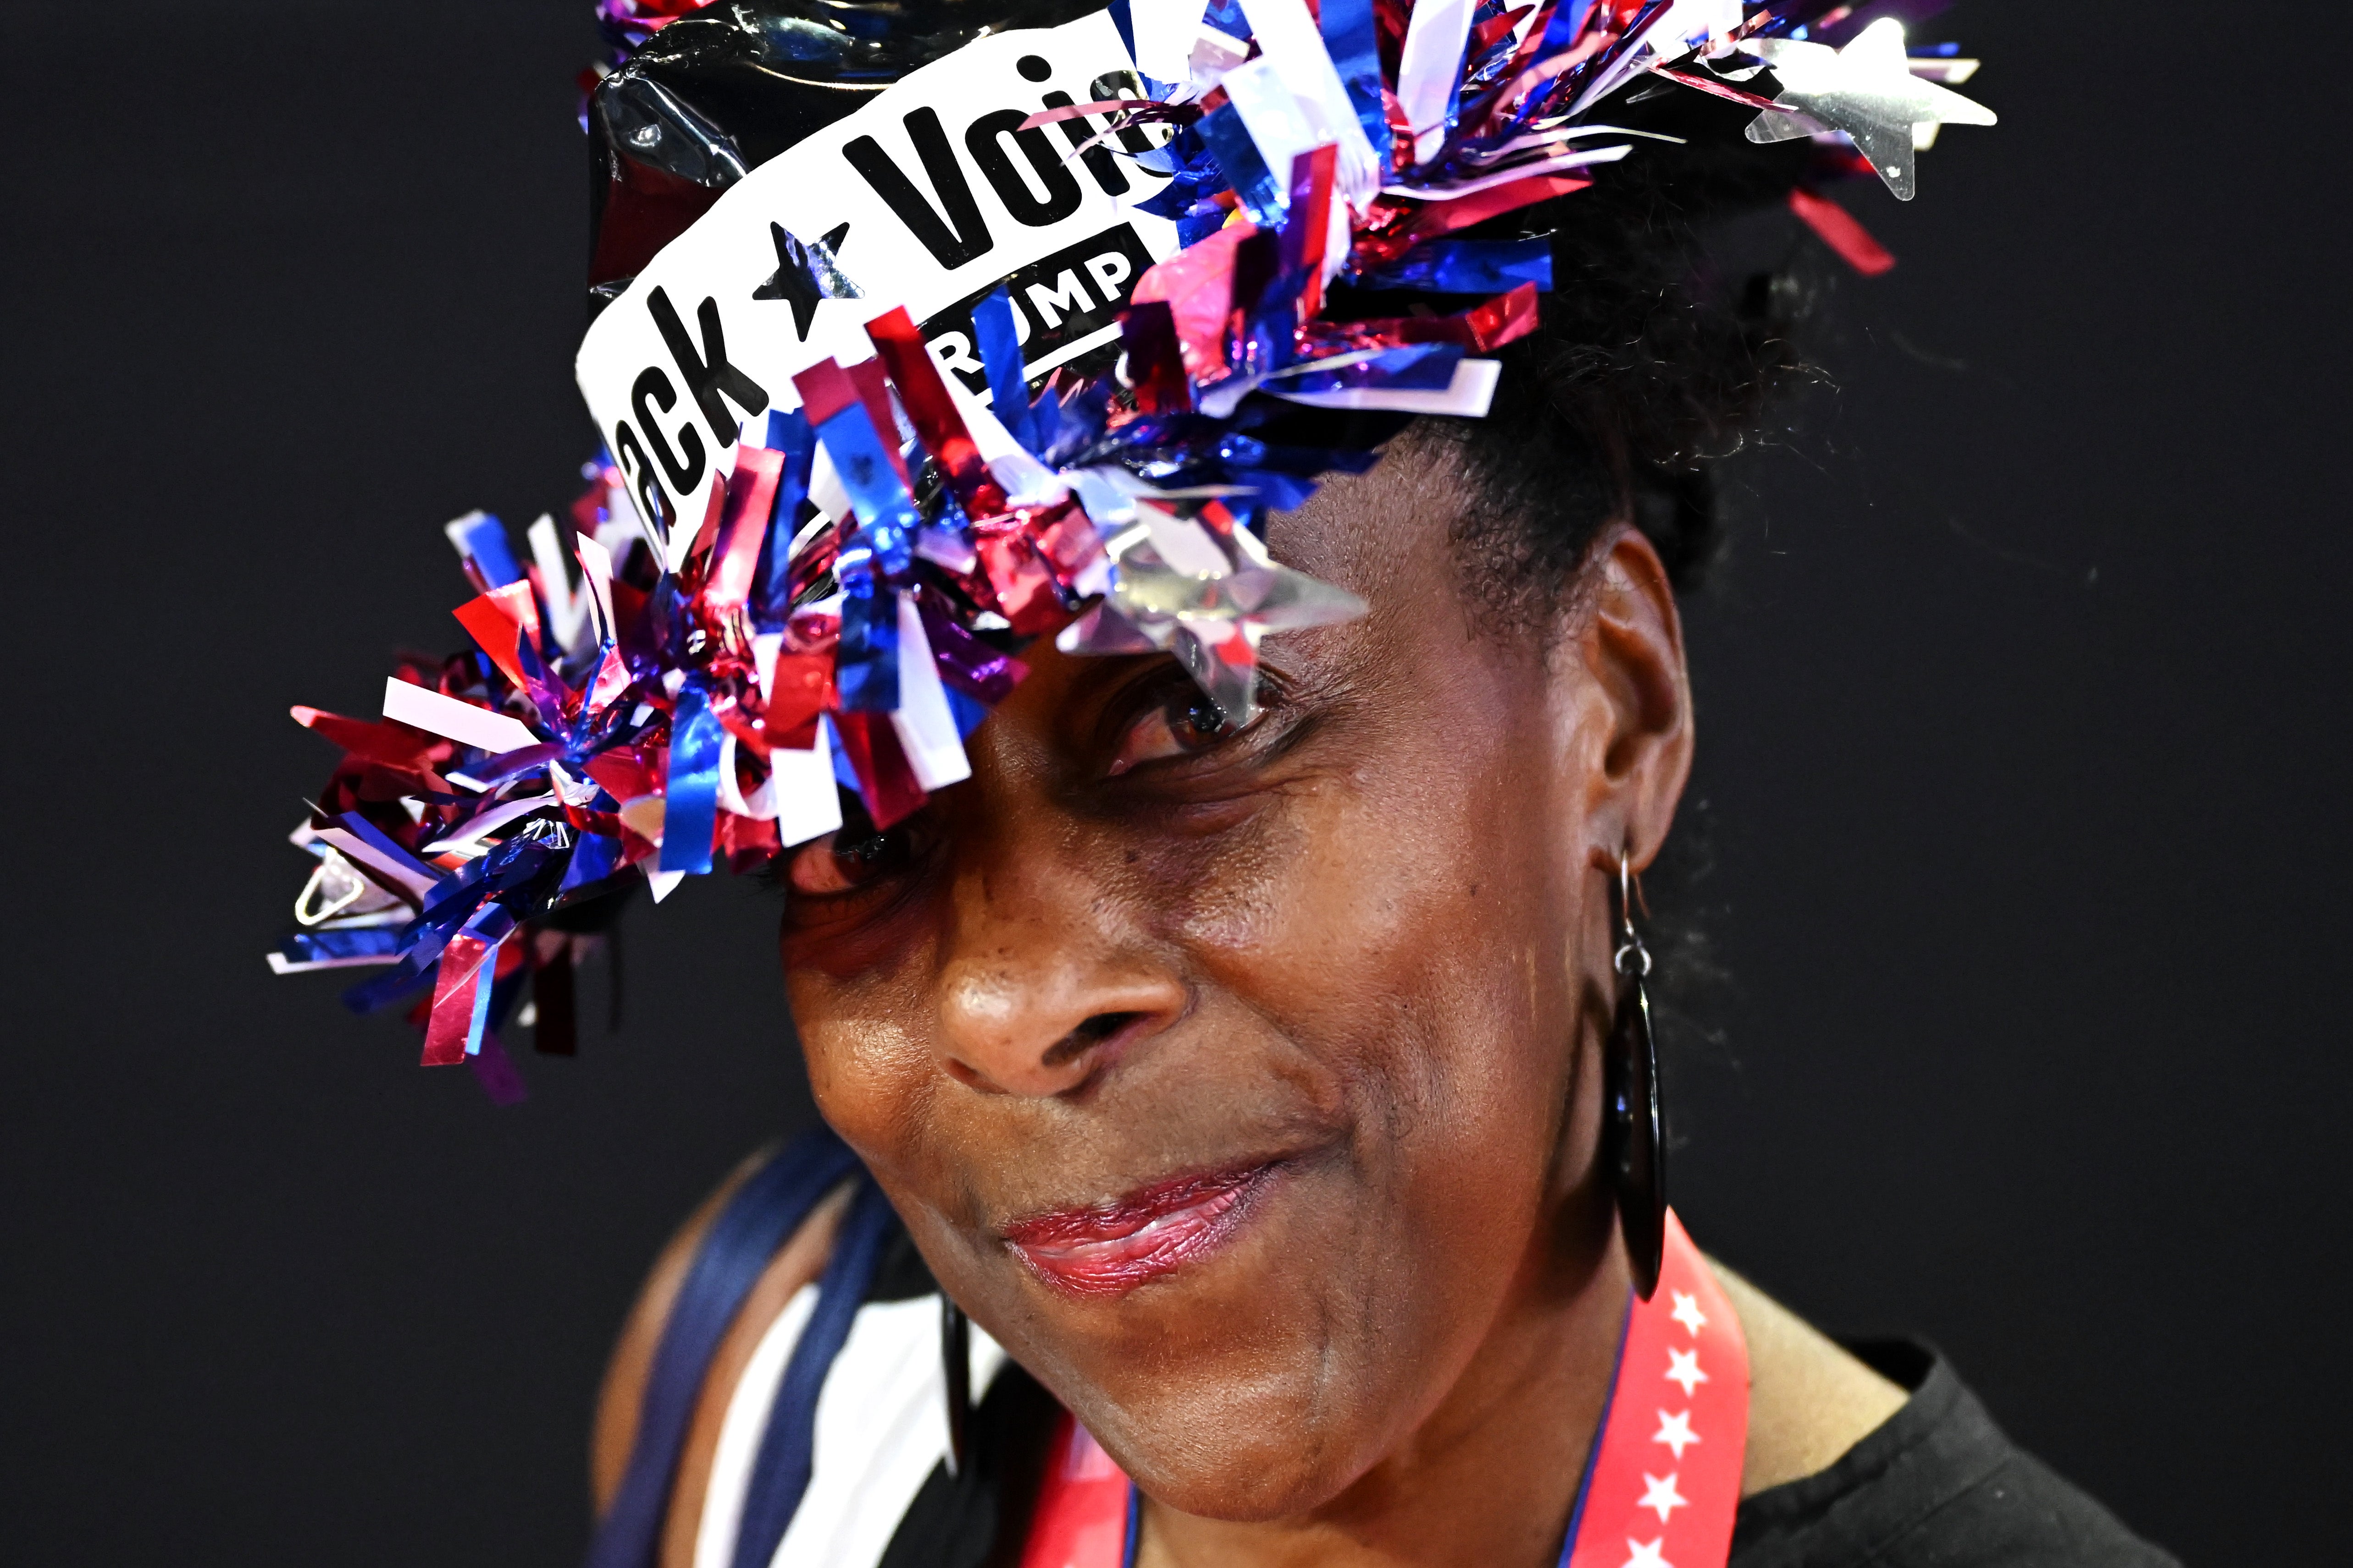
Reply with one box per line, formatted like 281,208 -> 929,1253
1421,103 -> 1825,626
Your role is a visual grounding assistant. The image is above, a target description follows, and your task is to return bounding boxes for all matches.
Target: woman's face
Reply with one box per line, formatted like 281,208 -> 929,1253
781,437 -> 1693,1519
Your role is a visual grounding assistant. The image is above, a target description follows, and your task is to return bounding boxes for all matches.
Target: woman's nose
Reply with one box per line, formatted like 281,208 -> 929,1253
935,898 -> 1185,1098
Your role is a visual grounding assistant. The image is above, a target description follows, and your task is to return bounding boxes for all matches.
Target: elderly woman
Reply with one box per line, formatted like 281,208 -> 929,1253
277,2 -> 2181,1565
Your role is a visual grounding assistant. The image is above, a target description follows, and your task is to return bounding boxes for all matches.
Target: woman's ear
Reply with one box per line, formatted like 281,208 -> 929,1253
1566,525 -> 1694,873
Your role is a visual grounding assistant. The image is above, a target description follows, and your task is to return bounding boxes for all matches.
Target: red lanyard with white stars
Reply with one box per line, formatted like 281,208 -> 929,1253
1561,1211 -> 1749,1568
1020,1209 -> 1750,1568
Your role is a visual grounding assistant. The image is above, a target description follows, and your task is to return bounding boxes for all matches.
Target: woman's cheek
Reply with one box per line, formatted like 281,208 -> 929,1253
1158,776 -> 1402,985
789,977 -> 932,1153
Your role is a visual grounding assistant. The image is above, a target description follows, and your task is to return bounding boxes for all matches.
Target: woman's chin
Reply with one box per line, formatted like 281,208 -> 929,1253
1082,1376 -> 1370,1523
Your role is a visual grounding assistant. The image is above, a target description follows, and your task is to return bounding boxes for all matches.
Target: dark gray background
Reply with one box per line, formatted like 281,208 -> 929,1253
6,1 -> 2341,1561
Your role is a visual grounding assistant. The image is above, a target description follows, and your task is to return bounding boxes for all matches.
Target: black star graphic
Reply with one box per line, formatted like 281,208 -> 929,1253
754,221 -> 858,341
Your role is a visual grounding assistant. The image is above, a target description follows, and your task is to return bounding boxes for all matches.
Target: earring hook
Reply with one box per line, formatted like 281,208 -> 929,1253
1614,847 -> 1651,980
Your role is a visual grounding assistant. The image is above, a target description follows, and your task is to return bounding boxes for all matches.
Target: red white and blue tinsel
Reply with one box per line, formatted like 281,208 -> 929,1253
279,0 -> 1990,1094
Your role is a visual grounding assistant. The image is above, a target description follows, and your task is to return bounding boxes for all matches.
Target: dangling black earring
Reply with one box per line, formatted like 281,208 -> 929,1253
941,1295 -> 974,1474
1604,848 -> 1667,1300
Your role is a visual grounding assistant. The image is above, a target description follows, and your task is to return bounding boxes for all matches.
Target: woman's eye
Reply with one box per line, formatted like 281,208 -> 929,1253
1107,685 -> 1240,776
783,826 -> 913,897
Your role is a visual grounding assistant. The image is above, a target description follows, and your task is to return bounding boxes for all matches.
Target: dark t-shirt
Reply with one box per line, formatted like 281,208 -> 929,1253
1730,1341 -> 2179,1568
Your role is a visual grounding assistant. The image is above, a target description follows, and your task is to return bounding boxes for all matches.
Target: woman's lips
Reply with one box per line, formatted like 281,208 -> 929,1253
1002,1163 -> 1279,1297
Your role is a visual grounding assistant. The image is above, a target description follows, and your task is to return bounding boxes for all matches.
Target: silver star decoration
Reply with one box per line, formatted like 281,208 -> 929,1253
1057,503 -> 1365,726
1744,18 -> 1995,199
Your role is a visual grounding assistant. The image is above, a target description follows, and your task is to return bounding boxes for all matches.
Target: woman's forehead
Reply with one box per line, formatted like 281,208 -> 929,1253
1269,435 -> 1474,617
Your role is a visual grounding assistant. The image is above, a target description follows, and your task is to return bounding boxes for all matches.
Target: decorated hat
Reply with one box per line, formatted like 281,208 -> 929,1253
274,0 -> 1993,1091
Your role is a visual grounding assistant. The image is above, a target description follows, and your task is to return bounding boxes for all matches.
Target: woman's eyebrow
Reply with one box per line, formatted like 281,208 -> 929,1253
1051,653 -> 1179,734
1065,651 -> 1179,703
